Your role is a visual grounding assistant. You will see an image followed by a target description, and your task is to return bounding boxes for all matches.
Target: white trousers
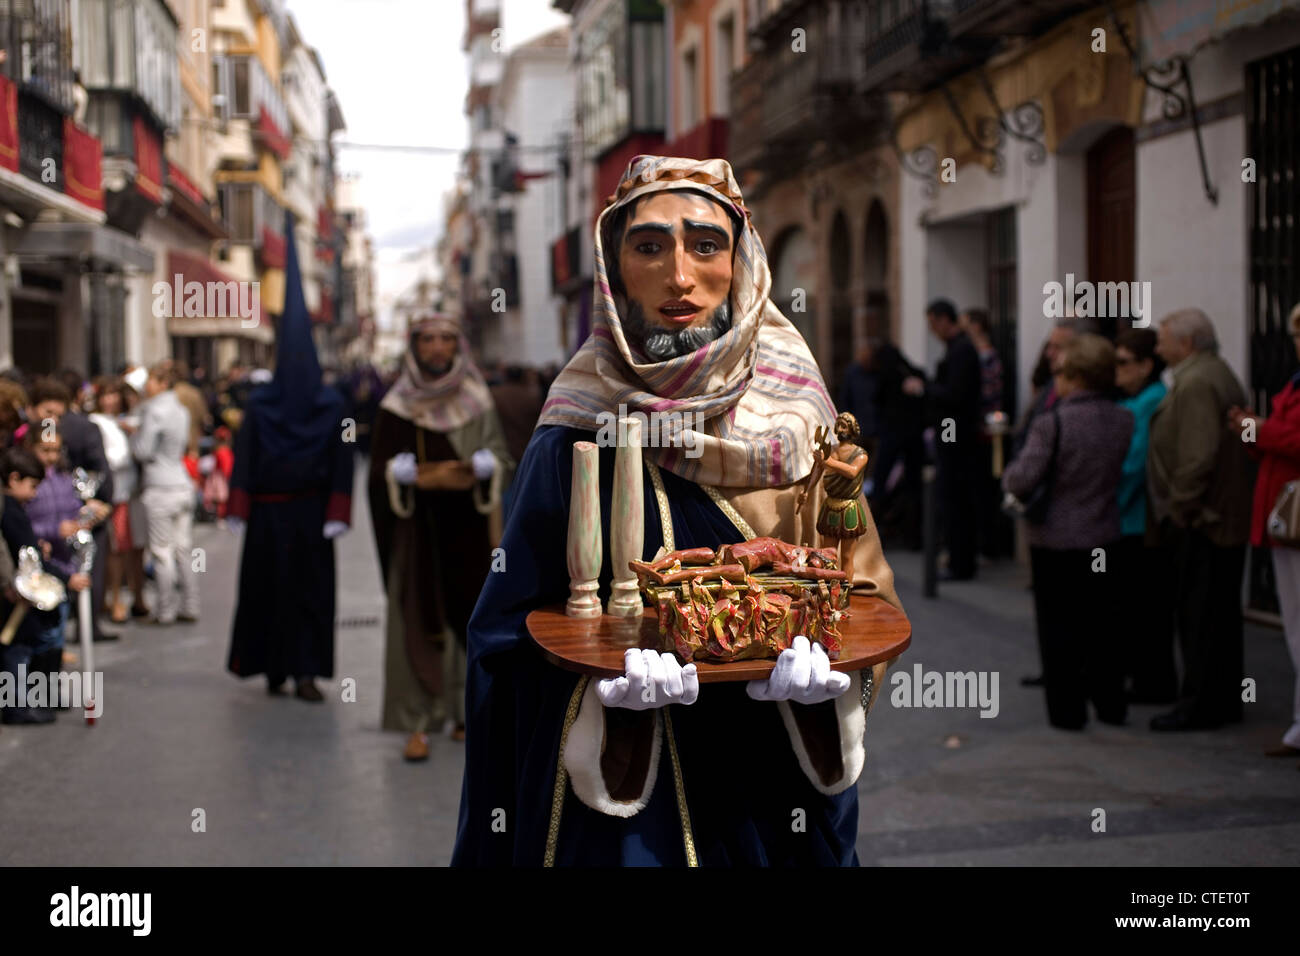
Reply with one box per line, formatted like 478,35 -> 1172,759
141,484 -> 199,622
1268,547 -> 1300,747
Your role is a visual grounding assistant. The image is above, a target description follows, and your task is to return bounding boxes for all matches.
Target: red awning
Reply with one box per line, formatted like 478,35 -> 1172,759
166,249 -> 237,290
63,119 -> 104,211
0,74 -> 17,174
167,162 -> 206,208
163,249 -> 266,328
133,115 -> 164,204
256,106 -> 291,161
260,226 -> 286,268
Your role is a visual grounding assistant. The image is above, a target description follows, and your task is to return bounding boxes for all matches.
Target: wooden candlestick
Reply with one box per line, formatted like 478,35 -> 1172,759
607,417 -> 644,617
566,441 -> 602,618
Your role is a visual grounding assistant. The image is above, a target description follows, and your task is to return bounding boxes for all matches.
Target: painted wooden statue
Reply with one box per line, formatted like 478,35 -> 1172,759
797,412 -> 870,584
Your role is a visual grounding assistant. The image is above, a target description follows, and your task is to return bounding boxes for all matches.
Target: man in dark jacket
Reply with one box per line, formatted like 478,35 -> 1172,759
905,299 -> 982,579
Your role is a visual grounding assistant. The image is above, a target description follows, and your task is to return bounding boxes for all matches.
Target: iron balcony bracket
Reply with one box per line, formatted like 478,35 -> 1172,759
939,81 -> 1005,174
1107,0 -> 1218,204
975,67 -> 1047,166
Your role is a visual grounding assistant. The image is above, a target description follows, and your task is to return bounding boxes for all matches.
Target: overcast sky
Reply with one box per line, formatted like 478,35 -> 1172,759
285,0 -> 571,331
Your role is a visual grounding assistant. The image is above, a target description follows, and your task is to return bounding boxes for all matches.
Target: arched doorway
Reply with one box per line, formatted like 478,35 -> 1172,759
768,225 -> 817,349
829,210 -> 853,395
863,199 -> 890,340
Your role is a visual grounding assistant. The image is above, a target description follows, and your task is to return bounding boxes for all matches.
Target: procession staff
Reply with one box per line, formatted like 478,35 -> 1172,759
368,312 -> 513,762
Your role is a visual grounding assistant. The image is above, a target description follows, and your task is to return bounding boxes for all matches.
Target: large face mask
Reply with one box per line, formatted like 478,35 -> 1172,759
613,190 -> 738,362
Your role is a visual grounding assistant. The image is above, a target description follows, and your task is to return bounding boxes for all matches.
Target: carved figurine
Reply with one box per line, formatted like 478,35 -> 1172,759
797,412 -> 869,585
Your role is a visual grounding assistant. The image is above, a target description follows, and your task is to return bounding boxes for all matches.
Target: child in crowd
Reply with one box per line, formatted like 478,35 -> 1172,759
0,447 -> 91,724
203,426 -> 234,521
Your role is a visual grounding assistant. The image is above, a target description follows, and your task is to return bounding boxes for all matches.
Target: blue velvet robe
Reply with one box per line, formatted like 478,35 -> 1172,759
452,425 -> 861,866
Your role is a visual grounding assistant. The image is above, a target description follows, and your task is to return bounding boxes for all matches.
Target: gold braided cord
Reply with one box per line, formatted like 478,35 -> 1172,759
663,708 -> 698,866
699,483 -> 757,539
645,460 -> 675,552
544,675 -> 590,867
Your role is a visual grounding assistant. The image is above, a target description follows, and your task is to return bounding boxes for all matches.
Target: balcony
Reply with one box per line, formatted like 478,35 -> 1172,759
0,73 -> 104,222
731,2 -> 888,180
74,0 -> 181,132
213,55 -> 290,162
947,0 -> 1095,42
860,0 -> 1095,93
218,180 -> 286,268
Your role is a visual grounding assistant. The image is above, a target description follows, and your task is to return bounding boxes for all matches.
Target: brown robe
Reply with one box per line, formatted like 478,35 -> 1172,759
368,405 -> 512,732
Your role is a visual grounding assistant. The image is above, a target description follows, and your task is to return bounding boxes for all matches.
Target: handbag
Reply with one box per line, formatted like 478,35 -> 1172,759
1003,405 -> 1060,525
1267,479 -> 1300,547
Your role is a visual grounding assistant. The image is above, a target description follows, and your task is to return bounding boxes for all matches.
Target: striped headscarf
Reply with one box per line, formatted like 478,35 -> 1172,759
380,313 -> 495,433
538,155 -> 835,488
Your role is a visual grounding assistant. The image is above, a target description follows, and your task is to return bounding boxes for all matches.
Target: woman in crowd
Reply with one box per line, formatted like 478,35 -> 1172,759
1113,328 -> 1176,704
1230,302 -> 1300,760
89,377 -> 140,624
1003,334 -> 1134,730
0,378 -> 27,451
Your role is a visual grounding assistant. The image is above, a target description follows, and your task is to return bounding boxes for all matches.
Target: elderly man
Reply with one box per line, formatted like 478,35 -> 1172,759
1147,309 -> 1254,731
452,156 -> 903,867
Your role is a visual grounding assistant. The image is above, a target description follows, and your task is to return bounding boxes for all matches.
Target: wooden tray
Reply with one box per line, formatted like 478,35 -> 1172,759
526,593 -> 911,683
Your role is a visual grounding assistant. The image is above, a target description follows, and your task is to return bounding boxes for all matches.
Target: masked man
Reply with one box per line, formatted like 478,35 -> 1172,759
453,156 -> 903,867
369,313 -> 514,762
226,217 -> 354,701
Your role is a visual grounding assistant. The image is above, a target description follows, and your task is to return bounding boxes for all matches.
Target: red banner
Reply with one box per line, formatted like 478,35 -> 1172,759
260,226 -> 286,268
0,74 -> 18,173
62,119 -> 104,211
133,115 -> 164,204
256,106 -> 291,160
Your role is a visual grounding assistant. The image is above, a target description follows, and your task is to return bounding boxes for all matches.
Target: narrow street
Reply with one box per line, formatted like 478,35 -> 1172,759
0,464 -> 465,865
2,463 -> 1295,865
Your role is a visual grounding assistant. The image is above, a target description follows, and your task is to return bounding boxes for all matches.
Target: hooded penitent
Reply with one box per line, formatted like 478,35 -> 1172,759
241,211 -> 343,460
226,209 -> 355,686
538,155 -> 836,488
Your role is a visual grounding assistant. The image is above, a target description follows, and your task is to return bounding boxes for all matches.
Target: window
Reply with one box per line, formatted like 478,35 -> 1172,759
232,60 -> 251,115
681,46 -> 698,130
715,14 -> 735,116
0,0 -> 76,112
212,54 -> 288,132
220,183 -> 256,241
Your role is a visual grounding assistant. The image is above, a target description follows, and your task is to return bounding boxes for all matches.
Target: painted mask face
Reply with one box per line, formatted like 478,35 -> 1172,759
616,191 -> 736,362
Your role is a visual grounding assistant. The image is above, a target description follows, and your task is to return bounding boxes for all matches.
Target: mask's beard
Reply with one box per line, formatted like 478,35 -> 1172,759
622,298 -> 732,362
416,356 -> 453,379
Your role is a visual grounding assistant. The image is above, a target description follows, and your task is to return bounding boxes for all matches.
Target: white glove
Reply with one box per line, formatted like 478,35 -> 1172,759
389,452 -> 417,486
470,448 -> 496,481
746,636 -> 850,704
323,520 -> 348,539
225,516 -> 245,534
597,648 -> 699,711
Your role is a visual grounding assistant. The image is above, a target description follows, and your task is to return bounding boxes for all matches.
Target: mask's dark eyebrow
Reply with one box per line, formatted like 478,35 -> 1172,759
625,222 -> 674,241
683,219 -> 731,245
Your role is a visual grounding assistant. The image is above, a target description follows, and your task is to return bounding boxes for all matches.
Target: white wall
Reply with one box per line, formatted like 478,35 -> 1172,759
498,47 -> 571,366
1132,20 -> 1300,386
